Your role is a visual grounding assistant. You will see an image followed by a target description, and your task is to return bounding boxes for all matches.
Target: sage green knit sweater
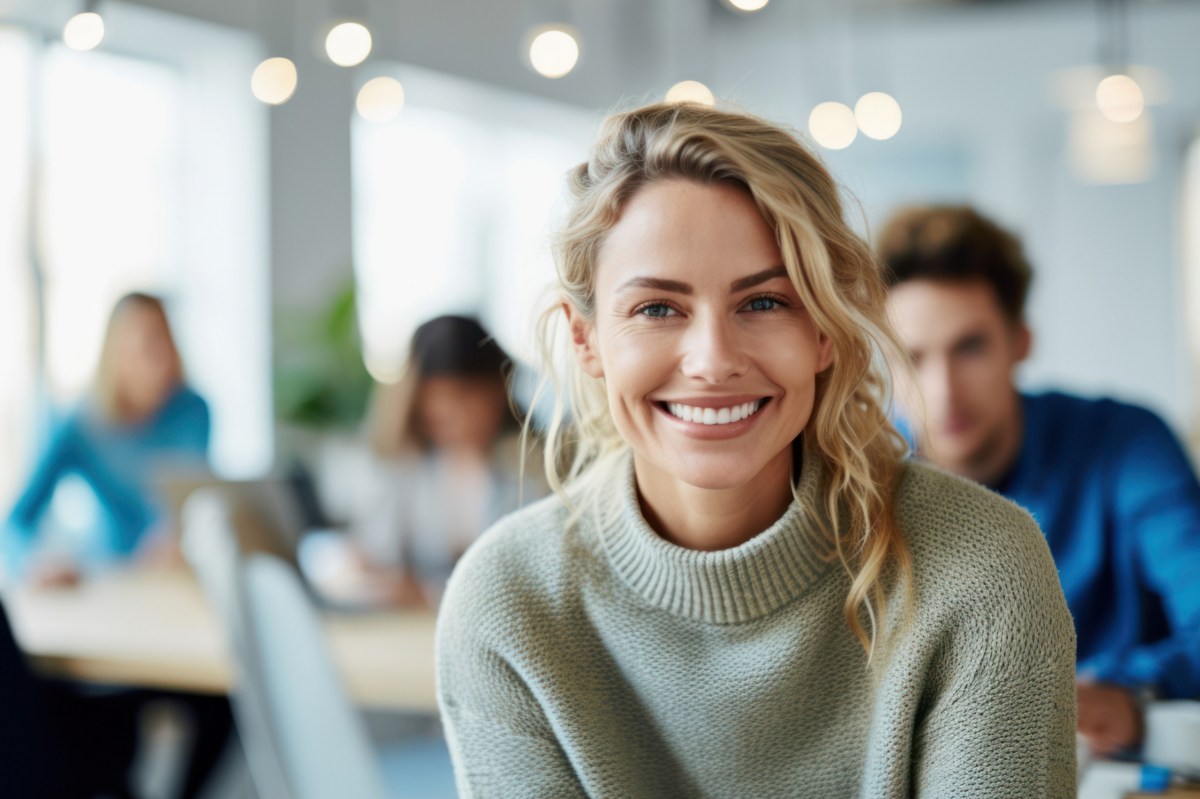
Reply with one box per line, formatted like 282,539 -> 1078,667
436,452 -> 1077,798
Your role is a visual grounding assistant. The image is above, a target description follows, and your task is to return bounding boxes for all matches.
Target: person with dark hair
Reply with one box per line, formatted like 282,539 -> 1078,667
881,204 -> 1200,757
341,314 -> 543,607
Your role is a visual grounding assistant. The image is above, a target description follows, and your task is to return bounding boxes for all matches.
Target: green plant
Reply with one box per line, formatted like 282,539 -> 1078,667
273,277 -> 373,430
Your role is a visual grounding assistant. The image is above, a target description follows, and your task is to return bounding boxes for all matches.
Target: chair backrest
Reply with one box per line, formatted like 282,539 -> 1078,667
183,487 -> 389,799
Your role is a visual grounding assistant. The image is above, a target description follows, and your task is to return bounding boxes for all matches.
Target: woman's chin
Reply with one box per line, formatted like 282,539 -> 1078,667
646,451 -> 782,493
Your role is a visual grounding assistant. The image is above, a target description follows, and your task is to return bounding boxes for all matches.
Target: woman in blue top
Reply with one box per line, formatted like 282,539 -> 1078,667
3,293 -> 230,799
4,292 -> 210,585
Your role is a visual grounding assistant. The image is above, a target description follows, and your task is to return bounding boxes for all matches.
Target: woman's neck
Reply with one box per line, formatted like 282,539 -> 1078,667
632,448 -> 796,552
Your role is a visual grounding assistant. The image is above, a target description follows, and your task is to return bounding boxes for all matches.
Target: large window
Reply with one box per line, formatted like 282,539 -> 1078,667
0,12 -> 272,524
352,65 -> 596,378
40,45 -> 183,400
0,27 -> 36,510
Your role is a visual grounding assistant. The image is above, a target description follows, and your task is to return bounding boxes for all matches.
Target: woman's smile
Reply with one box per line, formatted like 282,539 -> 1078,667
652,396 -> 772,439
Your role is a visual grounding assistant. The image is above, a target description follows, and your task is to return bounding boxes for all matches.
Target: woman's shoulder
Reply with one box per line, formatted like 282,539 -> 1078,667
890,460 -> 1075,690
149,385 -> 210,430
894,460 -> 1063,607
167,385 -> 210,415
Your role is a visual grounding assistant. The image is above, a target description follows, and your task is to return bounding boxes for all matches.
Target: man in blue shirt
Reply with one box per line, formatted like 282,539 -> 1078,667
879,205 -> 1200,756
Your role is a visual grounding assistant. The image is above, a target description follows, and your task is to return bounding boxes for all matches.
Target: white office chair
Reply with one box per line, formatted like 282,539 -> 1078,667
182,487 -> 390,799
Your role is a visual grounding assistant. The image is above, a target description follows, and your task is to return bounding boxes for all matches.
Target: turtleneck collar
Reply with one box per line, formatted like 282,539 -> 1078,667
598,447 -> 835,624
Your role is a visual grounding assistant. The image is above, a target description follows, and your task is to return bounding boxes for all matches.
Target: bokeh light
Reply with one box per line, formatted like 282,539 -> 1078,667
63,12 -> 104,51
1095,74 -> 1145,123
250,58 -> 298,105
528,28 -> 580,79
808,102 -> 857,149
356,77 -> 405,122
325,22 -> 372,68
854,92 -> 902,140
666,80 -> 715,106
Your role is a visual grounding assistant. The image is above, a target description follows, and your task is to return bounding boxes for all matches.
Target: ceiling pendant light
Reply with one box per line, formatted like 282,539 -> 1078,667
723,0 -> 769,12
526,25 -> 580,79
808,102 -> 857,150
854,92 -> 902,140
666,80 -> 715,106
251,57 -> 298,105
63,1 -> 105,51
356,76 -> 405,122
325,20 -> 372,67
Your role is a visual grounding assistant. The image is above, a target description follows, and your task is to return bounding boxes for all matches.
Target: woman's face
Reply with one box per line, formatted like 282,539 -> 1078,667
567,179 -> 833,492
112,306 -> 179,418
417,375 -> 507,453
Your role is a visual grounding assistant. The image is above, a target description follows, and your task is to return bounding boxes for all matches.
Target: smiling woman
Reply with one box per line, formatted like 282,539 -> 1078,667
435,103 -> 1078,798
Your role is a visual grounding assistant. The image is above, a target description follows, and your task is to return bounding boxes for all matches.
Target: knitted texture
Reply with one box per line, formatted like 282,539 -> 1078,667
436,453 -> 1077,798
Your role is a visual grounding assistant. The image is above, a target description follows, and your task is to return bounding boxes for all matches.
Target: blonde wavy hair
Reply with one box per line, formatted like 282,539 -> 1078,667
528,102 -> 913,657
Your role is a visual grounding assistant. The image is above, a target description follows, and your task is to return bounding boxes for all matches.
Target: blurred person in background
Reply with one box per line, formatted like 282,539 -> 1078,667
341,314 -> 544,607
1,291 -> 230,799
880,205 -> 1200,757
2,292 -> 209,585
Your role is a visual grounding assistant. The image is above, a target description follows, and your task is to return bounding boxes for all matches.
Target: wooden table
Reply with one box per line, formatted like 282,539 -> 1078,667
4,569 -> 439,713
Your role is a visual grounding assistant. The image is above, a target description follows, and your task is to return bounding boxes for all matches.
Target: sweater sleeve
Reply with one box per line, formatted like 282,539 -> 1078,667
913,513 -> 1078,798
2,417 -> 81,575
436,542 -> 587,799
1082,410 -> 1200,698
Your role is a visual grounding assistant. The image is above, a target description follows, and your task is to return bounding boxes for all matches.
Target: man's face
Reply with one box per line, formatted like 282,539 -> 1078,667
887,278 -> 1030,479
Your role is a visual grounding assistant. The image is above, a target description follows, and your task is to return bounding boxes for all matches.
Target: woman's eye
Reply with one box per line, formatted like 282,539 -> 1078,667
745,296 -> 780,312
637,303 -> 676,318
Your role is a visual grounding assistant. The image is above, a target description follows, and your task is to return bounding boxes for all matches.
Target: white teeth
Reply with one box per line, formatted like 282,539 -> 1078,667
665,399 -> 763,425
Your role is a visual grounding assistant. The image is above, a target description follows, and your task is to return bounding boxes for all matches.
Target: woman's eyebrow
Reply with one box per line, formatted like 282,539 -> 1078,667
615,276 -> 693,294
614,266 -> 788,296
730,266 -> 789,292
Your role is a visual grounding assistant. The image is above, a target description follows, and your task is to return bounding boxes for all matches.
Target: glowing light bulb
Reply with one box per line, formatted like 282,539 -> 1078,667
1096,74 -> 1144,123
808,102 -> 857,150
63,12 -> 104,51
325,21 -> 372,67
251,58 -> 298,105
854,92 -> 902,140
724,0 -> 769,11
356,77 -> 405,122
666,80 -> 715,106
528,28 -> 580,79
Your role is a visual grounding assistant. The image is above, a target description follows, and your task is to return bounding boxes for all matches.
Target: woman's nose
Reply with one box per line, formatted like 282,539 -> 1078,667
678,313 -> 749,384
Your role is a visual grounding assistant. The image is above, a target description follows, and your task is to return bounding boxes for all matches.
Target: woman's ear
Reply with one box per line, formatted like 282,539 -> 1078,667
562,301 -> 604,379
816,332 -> 835,373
